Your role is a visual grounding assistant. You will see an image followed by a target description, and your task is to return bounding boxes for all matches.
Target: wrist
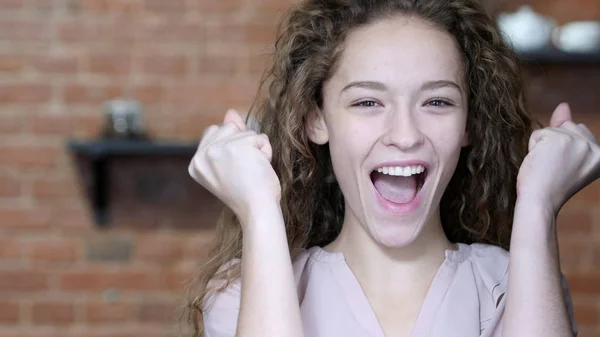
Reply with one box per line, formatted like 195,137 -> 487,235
512,199 -> 558,249
514,198 -> 555,221
238,198 -> 283,228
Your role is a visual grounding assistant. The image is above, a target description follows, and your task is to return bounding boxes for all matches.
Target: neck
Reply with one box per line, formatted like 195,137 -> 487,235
325,207 -> 456,296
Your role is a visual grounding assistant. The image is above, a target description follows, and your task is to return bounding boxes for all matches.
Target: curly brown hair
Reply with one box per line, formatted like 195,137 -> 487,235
177,0 -> 535,335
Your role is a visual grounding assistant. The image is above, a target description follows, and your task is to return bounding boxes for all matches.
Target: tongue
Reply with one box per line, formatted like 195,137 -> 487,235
372,172 -> 418,204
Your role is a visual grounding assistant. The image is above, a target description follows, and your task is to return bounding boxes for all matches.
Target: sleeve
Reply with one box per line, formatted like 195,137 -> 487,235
486,274 -> 579,337
562,275 -> 579,337
470,244 -> 578,337
203,278 -> 241,337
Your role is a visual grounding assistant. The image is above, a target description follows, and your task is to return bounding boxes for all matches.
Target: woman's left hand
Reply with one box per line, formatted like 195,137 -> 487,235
516,103 -> 600,217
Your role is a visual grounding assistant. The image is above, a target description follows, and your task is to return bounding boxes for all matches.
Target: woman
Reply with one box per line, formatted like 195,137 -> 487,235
184,0 -> 599,336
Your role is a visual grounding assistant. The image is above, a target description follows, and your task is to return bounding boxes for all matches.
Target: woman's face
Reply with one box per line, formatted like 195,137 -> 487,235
308,16 -> 469,247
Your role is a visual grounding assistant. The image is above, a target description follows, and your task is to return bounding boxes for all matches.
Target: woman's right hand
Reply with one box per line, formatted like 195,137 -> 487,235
188,109 -> 281,222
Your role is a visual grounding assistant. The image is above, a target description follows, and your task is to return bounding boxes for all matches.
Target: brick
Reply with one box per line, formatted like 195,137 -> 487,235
131,85 -> 165,103
205,22 -> 245,42
253,0 -> 301,12
195,0 -> 244,12
0,54 -> 23,72
28,0 -> 54,12
29,114 -> 72,134
59,21 -> 135,44
0,331 -> 61,337
0,21 -> 51,41
198,53 -> 239,76
591,246 -> 600,269
570,181 -> 600,206
245,23 -> 277,44
558,240 -> 585,272
0,300 -> 19,323
63,84 -> 124,104
136,22 -> 204,42
574,302 -> 599,325
173,112 -> 224,139
88,54 -> 131,74
139,300 -> 176,323
30,237 -> 79,263
0,113 -> 24,133
0,209 -> 50,229
60,269 -> 161,291
142,0 -> 187,13
184,232 -> 215,258
165,263 -> 196,290
136,234 -> 183,263
141,55 -> 187,76
0,237 -> 23,259
0,0 -> 24,9
85,300 -> 135,323
568,273 -> 600,295
30,113 -> 104,137
0,83 -> 52,103
64,327 -> 165,337
32,301 -> 75,325
31,178 -> 79,198
0,269 -> 49,291
86,235 -> 132,263
248,52 -> 271,76
0,145 -> 59,169
82,0 -> 142,13
48,208 -> 93,231
556,210 -> 592,236
59,22 -> 106,42
167,83 -> 257,106
0,175 -> 21,197
30,54 -> 78,73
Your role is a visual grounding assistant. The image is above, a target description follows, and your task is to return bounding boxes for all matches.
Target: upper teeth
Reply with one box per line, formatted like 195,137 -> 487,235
376,165 -> 425,177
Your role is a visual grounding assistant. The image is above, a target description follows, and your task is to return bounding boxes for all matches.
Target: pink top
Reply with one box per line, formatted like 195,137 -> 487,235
203,243 -> 578,337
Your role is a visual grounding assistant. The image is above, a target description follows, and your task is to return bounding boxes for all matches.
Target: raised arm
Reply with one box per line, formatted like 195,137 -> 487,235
236,201 -> 303,337
503,103 -> 600,337
189,109 -> 304,337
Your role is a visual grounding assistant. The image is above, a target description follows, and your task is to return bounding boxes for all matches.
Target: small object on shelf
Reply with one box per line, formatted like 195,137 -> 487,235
68,139 -> 198,226
102,99 -> 147,140
497,6 -> 556,52
553,21 -> 600,53
517,49 -> 600,64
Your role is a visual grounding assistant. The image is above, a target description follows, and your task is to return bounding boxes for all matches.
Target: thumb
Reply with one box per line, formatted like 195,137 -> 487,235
549,103 -> 572,128
224,109 -> 247,131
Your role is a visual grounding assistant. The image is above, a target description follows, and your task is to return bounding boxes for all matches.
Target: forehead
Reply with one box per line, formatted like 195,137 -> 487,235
330,16 -> 465,89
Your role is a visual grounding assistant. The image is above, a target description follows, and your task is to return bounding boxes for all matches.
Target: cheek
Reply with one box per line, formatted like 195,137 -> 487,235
328,124 -> 375,181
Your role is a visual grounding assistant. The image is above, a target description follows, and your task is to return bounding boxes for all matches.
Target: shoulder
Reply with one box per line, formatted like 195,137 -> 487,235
452,243 -> 510,299
202,260 -> 242,337
202,249 -> 321,336
449,243 -> 578,336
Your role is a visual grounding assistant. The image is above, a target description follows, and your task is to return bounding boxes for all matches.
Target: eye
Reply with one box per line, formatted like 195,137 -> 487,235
352,100 -> 382,108
426,99 -> 454,107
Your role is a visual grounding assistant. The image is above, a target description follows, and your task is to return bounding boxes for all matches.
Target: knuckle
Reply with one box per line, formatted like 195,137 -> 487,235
205,145 -> 221,160
258,133 -> 270,142
201,125 -> 218,137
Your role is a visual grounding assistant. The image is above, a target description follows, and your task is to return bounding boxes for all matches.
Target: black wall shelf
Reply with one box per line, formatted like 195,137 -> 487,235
518,49 -> 600,64
68,139 -> 198,226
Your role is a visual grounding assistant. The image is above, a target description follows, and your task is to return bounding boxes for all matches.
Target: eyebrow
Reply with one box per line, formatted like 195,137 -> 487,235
340,80 -> 462,94
341,81 -> 388,93
420,80 -> 462,92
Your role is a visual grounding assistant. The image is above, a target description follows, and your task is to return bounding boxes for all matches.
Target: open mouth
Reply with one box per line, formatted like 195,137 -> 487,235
370,165 -> 427,205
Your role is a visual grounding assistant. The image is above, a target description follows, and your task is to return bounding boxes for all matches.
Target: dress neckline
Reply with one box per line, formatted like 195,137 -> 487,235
306,243 -> 470,337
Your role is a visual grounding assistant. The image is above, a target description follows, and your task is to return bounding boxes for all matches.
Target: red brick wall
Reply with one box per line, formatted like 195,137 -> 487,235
0,1 -> 598,336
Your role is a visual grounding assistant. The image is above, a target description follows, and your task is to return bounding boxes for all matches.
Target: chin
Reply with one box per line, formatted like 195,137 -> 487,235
367,217 -> 426,248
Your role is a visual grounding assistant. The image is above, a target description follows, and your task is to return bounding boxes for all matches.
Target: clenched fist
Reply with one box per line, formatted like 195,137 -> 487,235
188,109 -> 281,223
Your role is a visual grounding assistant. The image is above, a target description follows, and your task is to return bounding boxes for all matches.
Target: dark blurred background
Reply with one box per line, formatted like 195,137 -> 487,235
0,0 -> 598,336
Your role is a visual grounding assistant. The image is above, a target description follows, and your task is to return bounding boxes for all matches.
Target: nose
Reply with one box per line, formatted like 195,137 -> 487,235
381,107 -> 425,151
